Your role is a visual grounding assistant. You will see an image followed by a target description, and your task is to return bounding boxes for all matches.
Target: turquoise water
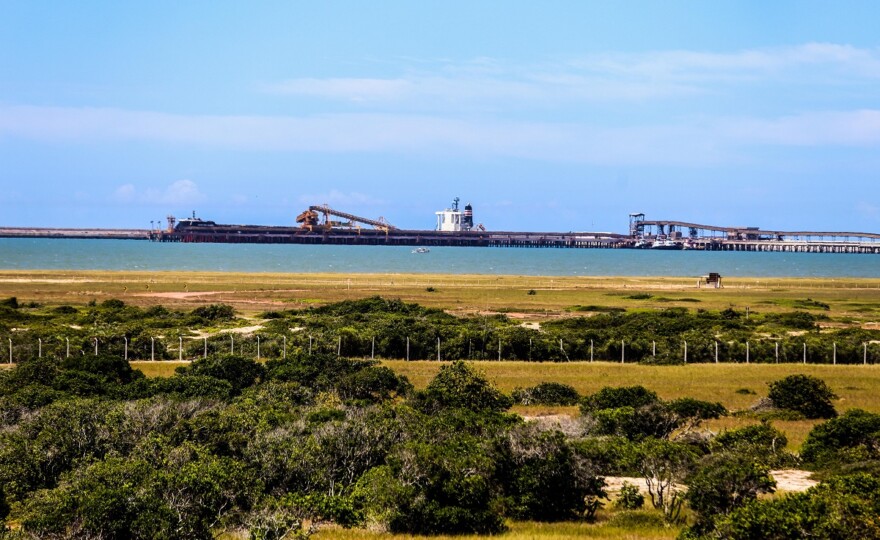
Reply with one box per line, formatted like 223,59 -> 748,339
1,238 -> 878,277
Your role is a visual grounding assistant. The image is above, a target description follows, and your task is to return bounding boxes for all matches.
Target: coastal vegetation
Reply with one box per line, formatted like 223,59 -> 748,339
1,272 -> 880,537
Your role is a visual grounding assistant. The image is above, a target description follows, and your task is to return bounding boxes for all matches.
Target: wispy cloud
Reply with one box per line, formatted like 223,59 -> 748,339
261,43 -> 880,107
3,105 -> 879,167
111,179 -> 205,205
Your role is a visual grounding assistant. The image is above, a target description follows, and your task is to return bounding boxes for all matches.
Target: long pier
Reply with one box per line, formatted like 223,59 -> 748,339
0,227 -> 149,240
156,224 -> 629,249
2,219 -> 879,253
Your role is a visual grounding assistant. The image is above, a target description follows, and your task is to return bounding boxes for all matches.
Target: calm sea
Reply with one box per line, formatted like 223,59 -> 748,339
1,238 -> 878,277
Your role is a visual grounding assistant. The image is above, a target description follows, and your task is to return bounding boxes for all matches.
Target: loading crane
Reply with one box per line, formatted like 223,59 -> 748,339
296,205 -> 398,232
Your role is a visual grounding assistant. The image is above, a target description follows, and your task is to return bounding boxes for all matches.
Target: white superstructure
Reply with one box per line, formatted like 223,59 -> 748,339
435,197 -> 474,232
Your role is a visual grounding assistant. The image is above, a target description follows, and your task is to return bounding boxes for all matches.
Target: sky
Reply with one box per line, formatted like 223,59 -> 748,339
1,1 -> 879,232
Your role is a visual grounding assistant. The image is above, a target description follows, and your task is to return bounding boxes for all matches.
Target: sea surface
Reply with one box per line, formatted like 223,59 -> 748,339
1,238 -> 879,277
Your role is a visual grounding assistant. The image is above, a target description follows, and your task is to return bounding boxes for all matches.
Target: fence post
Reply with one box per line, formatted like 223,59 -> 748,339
775,342 -> 779,363
715,341 -> 719,364
179,337 -> 183,361
94,337 -> 98,356
204,337 -> 207,359
151,337 -> 155,361
283,336 -> 287,359
590,339 -> 594,362
371,336 -> 375,360
746,341 -> 749,364
406,337 -> 410,361
437,337 -> 441,361
652,340 -> 656,358
833,342 -> 836,365
683,340 -> 687,363
39,338 -> 42,358
308,335 -> 312,355
621,340 -> 624,364
337,336 -> 342,357
124,337 -> 128,362
499,339 -> 502,361
66,337 -> 70,358
803,342 -> 807,364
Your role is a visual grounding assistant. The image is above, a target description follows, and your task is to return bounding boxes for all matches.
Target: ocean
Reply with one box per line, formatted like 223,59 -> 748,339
1,238 -> 878,277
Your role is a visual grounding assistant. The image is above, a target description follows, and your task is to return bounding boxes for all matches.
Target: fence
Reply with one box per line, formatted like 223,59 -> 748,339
3,333 -> 879,365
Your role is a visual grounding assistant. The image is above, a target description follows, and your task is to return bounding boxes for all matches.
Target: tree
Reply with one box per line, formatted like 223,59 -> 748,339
768,374 -> 837,419
498,423 -> 606,521
636,438 -> 698,524
685,453 -> 775,530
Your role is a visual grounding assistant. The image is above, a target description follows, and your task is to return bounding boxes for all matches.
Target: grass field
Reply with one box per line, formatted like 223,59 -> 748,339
311,517 -> 678,540
130,359 -> 878,451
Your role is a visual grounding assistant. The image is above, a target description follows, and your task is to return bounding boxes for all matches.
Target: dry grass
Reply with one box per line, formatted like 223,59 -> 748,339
382,361 -> 880,413
312,518 -> 678,540
2,270 -> 880,323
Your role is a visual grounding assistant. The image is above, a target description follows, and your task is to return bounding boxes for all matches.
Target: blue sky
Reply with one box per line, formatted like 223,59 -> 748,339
1,1 -> 879,232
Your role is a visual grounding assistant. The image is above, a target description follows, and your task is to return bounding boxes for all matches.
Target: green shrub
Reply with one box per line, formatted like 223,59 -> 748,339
668,398 -> 727,420
800,409 -> 880,468
768,374 -> 837,419
580,385 -> 659,413
414,361 -> 512,413
685,453 -> 775,527
179,354 -> 265,395
683,473 -> 880,539
615,481 -> 644,510
588,403 -> 680,441
511,382 -> 580,406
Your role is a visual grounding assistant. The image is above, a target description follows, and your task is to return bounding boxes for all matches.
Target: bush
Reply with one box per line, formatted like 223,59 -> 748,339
511,382 -> 580,406
571,436 -> 641,476
588,403 -> 680,441
684,473 -> 880,539
190,303 -> 236,322
615,481 -> 644,510
499,425 -> 606,521
668,398 -> 727,420
768,374 -> 837,419
580,385 -> 659,413
415,361 -> 512,414
180,354 -> 265,395
800,409 -> 880,468
337,366 -> 412,403
685,453 -> 775,527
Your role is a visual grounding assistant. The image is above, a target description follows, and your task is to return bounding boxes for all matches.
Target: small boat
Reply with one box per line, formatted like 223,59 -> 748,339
650,239 -> 682,250
412,247 -> 430,254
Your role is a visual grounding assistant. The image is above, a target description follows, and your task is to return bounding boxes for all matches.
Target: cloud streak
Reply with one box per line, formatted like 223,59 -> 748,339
2,104 -> 879,168
111,179 -> 205,205
262,43 -> 880,107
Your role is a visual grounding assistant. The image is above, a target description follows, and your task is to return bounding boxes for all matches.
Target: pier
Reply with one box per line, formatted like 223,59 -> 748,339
2,211 -> 878,253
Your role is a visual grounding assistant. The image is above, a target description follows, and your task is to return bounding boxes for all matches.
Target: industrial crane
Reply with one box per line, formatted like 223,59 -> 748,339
296,205 -> 397,232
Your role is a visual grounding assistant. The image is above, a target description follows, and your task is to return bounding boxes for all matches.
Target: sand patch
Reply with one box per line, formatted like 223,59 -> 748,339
770,469 -> 817,493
